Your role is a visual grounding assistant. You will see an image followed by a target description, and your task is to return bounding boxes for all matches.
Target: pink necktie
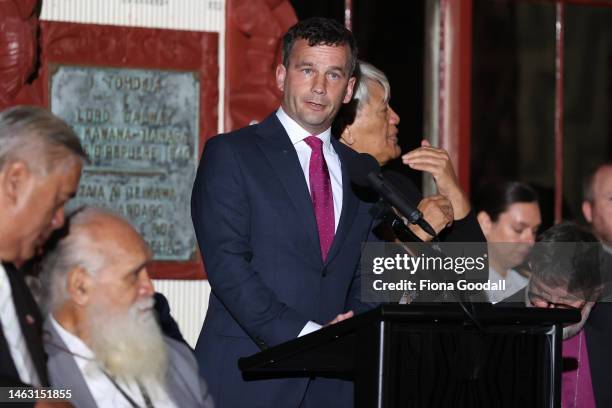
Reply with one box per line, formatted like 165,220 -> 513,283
304,136 -> 335,261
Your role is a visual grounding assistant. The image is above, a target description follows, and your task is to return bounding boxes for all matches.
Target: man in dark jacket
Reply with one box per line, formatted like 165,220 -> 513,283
0,106 -> 87,407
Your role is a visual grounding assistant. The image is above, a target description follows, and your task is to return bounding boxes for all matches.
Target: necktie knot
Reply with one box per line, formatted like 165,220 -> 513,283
304,135 -> 323,152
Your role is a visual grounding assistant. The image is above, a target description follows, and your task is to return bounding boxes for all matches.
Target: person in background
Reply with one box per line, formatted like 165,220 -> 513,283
475,181 -> 541,303
334,60 -> 484,243
579,161 -> 612,407
582,161 -> 612,248
510,222 -> 603,408
0,106 -> 86,408
40,206 -> 213,408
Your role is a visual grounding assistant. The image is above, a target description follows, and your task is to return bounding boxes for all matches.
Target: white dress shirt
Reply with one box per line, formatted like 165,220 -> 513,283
276,107 -> 343,231
49,315 -> 177,408
275,108 -> 343,337
0,263 -> 40,386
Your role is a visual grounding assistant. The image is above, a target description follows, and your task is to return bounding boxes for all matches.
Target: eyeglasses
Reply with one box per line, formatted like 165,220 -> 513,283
527,290 -> 585,310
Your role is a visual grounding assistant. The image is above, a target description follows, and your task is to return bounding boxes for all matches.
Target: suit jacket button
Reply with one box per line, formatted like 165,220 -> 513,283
322,268 -> 327,277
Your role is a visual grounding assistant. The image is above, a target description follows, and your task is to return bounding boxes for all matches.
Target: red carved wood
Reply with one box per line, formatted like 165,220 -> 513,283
0,0 -> 42,109
38,21 -> 218,280
225,0 -> 297,131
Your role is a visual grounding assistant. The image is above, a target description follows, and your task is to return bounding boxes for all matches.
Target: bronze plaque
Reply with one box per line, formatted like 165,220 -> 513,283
51,65 -> 199,261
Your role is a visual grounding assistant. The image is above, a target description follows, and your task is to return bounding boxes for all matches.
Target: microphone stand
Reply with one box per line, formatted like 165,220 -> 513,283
369,200 -> 486,331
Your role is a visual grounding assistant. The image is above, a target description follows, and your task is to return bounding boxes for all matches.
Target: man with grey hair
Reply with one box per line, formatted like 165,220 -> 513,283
41,206 -> 214,407
0,105 -> 87,396
508,222 -> 607,407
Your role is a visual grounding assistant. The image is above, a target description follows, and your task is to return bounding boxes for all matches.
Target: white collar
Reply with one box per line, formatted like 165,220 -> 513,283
0,263 -> 9,294
276,107 -> 333,148
49,314 -> 95,361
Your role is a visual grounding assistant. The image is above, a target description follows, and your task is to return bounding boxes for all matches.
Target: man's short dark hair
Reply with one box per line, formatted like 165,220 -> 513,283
582,161 -> 612,202
530,221 -> 602,300
282,17 -> 358,76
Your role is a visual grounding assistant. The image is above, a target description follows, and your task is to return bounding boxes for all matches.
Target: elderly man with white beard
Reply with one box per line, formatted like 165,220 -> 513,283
39,207 -> 214,408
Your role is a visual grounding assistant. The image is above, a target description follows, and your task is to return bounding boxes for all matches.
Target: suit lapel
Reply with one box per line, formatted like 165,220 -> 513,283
164,341 -> 199,407
43,319 -> 98,407
5,263 -> 48,385
254,116 -> 364,265
325,138 -> 359,265
255,115 -> 321,258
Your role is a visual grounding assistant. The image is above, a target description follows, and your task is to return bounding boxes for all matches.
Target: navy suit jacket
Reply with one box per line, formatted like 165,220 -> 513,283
191,114 -> 376,407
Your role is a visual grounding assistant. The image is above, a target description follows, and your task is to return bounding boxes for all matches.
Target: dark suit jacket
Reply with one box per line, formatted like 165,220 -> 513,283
191,114 -> 377,407
585,296 -> 612,406
154,292 -> 189,348
0,263 -> 48,388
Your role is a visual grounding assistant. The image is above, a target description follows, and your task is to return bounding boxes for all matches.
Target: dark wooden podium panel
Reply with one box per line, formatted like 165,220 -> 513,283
239,304 -> 580,408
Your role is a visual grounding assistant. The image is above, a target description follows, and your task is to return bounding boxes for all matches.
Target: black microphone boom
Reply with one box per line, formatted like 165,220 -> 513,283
348,153 -> 437,238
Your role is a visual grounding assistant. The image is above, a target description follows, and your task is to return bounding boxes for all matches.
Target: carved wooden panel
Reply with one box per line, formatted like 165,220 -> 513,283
225,0 -> 297,130
0,0 -> 42,109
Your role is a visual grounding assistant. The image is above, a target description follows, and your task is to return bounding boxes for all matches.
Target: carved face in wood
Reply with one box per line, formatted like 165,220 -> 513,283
0,0 -> 39,101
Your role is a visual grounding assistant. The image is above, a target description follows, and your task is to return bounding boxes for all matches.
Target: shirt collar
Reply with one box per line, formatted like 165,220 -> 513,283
276,107 -> 333,148
0,263 -> 9,296
49,314 -> 95,361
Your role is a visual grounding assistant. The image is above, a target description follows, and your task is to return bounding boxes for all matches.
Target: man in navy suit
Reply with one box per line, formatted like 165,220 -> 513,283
191,17 -> 379,407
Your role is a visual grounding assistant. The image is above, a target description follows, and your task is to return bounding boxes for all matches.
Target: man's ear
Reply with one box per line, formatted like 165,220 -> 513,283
67,266 -> 93,306
340,126 -> 354,145
343,76 -> 357,104
0,160 -> 31,206
582,201 -> 593,223
275,64 -> 286,92
477,211 -> 492,236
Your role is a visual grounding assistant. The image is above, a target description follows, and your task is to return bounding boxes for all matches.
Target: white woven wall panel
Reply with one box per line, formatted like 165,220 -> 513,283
153,279 -> 211,348
40,0 -> 224,32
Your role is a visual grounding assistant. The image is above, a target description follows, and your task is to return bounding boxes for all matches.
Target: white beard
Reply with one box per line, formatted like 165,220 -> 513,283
86,297 -> 168,383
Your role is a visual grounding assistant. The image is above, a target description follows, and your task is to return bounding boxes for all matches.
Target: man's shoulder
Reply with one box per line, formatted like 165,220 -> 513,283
207,114 -> 280,146
164,336 -> 197,369
164,337 -> 215,407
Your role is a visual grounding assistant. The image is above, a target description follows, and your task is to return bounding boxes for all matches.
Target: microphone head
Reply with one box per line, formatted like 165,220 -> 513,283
347,152 -> 380,187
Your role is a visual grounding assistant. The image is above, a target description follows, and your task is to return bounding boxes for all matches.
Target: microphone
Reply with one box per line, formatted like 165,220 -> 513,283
347,153 -> 437,238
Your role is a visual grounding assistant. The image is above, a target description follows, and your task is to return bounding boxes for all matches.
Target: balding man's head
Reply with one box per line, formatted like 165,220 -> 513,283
41,207 -> 164,380
582,163 -> 612,243
42,206 -> 153,314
